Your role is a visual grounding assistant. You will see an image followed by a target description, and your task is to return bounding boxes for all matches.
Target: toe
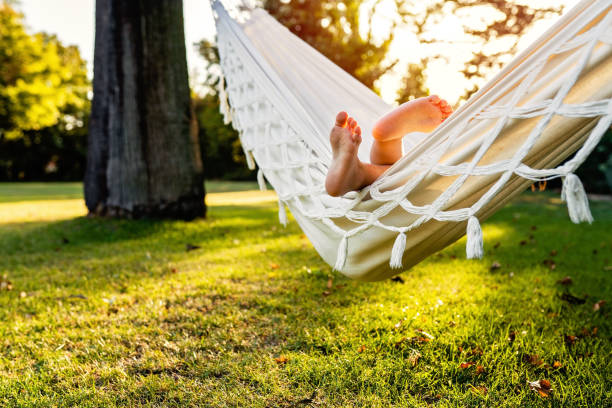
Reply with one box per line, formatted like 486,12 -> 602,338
348,117 -> 357,131
353,126 -> 362,143
335,111 -> 348,127
429,95 -> 441,104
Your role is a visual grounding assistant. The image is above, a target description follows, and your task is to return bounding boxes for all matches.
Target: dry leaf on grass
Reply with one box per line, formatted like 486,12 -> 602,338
593,300 -> 606,311
524,354 -> 545,367
185,243 -> 201,252
564,335 -> 578,346
528,379 -> 551,398
460,361 -> 475,369
357,345 -> 366,353
274,356 -> 288,365
470,385 -> 488,395
408,349 -> 421,366
556,276 -> 572,285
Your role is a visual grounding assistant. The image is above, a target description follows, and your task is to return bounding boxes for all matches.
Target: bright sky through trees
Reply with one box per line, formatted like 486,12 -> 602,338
17,0 -> 579,104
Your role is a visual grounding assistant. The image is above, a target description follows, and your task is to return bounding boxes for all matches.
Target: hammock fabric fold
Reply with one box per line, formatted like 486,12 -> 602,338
213,0 -> 612,281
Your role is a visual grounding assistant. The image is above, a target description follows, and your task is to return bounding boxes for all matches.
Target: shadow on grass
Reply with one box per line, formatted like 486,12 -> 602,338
0,194 -> 610,406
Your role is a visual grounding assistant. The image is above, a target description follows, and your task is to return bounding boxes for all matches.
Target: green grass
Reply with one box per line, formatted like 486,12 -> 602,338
0,183 -> 610,407
0,180 -> 258,203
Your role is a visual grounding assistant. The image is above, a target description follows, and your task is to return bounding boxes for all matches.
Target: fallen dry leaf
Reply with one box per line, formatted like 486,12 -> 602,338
559,292 -> 586,305
542,259 -> 557,270
460,362 -> 475,369
274,356 -> 288,365
476,365 -> 485,374
185,243 -> 201,252
270,263 -> 279,270
326,278 -> 333,289
490,262 -> 501,271
508,331 -> 517,343
470,385 -> 488,395
322,291 -> 331,297
564,335 -> 578,346
593,300 -> 606,311
553,361 -> 563,369
408,349 -> 421,366
528,379 -> 552,398
357,345 -> 366,353
550,249 -> 558,256
524,354 -> 545,367
0,278 -> 13,291
493,242 -> 501,249
556,276 -> 572,285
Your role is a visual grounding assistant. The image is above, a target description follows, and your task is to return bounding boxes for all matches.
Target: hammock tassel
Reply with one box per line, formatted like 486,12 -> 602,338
466,216 -> 484,259
334,235 -> 348,271
217,74 -> 232,125
245,150 -> 256,170
390,232 -> 407,269
278,200 -> 288,227
257,168 -> 267,191
561,174 -> 593,224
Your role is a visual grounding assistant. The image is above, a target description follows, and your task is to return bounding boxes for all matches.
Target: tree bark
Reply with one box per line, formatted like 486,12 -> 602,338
85,0 -> 205,220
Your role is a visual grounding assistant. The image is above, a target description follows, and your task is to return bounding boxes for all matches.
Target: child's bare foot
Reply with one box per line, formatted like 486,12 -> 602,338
372,95 -> 453,141
325,112 -> 367,197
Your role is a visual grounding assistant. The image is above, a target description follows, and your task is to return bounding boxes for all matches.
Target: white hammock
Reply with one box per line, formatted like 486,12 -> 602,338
213,0 -> 612,281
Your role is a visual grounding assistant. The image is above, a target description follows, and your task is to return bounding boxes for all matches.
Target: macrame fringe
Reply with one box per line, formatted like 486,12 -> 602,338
217,74 -> 232,125
245,150 -> 256,170
278,200 -> 288,227
334,235 -> 348,271
561,174 -> 593,224
466,216 -> 484,259
257,169 -> 267,191
389,232 -> 407,269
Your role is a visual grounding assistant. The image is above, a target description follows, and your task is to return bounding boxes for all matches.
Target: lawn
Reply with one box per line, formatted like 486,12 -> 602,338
0,183 -> 610,407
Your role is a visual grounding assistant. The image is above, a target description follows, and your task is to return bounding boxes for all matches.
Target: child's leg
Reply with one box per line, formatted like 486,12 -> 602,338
370,95 -> 452,165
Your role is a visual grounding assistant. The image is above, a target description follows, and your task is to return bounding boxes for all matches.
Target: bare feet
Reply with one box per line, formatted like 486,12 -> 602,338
325,112 -> 366,197
372,95 -> 453,142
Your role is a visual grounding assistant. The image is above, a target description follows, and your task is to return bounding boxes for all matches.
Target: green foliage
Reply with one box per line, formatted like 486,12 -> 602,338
0,184 -> 611,406
194,92 -> 252,180
392,0 -> 561,101
0,3 -> 89,138
575,129 -> 612,194
396,60 -> 429,104
263,0 -> 396,91
0,2 -> 90,180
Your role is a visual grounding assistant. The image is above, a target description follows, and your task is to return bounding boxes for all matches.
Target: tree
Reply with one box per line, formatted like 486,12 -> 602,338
0,3 -> 89,140
0,2 -> 90,180
85,0 -> 205,219
263,0 -> 398,91
393,0 -> 562,101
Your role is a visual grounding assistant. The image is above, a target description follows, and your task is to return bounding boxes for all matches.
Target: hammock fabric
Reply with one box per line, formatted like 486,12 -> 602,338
213,0 -> 612,281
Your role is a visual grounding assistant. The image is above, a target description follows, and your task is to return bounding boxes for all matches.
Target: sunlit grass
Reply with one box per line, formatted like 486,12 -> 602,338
0,183 -> 610,407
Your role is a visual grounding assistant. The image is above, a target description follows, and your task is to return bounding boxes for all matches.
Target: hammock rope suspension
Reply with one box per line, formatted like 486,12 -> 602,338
213,0 -> 612,281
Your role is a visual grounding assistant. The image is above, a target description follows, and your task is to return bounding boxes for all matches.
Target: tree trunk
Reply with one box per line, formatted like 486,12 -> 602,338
85,0 -> 205,220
